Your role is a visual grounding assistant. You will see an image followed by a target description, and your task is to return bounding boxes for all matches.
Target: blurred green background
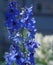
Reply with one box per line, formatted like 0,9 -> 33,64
0,0 -> 53,65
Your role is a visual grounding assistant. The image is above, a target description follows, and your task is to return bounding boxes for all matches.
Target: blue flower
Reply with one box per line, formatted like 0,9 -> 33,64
6,18 -> 21,34
4,52 -> 17,65
28,55 -> 34,65
10,44 -> 20,53
5,46 -> 25,65
8,2 -> 16,9
6,2 -> 19,20
24,39 -> 39,53
27,52 -> 35,65
15,52 -> 25,65
24,6 -> 33,18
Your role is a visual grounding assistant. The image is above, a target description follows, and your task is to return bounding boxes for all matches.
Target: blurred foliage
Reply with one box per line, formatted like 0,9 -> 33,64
0,62 -> 16,65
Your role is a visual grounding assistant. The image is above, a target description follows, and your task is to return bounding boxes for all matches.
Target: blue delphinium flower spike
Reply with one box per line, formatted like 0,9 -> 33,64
4,1 -> 39,65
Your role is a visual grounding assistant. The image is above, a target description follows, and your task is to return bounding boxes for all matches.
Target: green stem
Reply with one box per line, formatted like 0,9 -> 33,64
20,27 -> 26,57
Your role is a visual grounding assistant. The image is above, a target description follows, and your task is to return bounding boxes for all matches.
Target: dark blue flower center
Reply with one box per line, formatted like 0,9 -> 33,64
10,9 -> 14,13
30,52 -> 34,57
12,21 -> 16,26
15,55 -> 20,60
28,42 -> 32,45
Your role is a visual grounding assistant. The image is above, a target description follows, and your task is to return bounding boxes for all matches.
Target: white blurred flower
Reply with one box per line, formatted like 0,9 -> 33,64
35,33 -> 53,65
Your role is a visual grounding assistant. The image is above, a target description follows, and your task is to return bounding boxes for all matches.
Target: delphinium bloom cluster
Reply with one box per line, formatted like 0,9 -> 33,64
4,1 -> 39,65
